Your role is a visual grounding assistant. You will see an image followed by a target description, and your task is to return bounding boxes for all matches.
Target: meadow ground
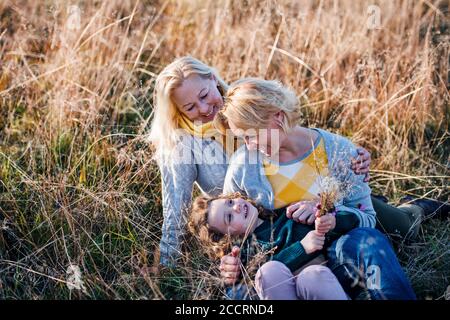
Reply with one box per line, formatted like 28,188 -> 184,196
0,0 -> 448,299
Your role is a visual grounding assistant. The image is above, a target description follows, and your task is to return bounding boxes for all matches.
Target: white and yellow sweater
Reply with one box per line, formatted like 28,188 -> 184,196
263,137 -> 328,209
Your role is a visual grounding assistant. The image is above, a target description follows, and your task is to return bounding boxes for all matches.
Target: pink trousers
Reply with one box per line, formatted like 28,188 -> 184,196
255,261 -> 348,300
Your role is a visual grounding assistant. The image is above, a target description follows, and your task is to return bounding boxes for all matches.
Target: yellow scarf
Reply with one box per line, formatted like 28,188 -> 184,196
177,113 -> 237,157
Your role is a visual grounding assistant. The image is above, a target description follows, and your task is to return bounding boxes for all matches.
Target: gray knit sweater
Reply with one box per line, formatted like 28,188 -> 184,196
159,134 -> 228,266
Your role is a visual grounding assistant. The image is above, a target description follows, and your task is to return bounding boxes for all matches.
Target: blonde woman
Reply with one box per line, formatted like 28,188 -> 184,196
149,57 -> 372,267
214,78 -> 448,299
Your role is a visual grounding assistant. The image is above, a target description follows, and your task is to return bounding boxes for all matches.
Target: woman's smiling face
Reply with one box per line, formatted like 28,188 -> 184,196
172,74 -> 224,123
207,197 -> 259,236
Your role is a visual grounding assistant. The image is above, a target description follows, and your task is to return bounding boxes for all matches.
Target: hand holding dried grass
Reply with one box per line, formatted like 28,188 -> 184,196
316,176 -> 342,217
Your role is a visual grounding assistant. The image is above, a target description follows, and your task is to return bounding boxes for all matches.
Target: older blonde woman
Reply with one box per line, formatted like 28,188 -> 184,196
213,78 -> 443,299
149,57 -> 372,267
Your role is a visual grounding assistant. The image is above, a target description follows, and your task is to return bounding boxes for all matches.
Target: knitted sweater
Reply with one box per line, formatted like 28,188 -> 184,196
159,134 -> 229,266
249,208 -> 359,272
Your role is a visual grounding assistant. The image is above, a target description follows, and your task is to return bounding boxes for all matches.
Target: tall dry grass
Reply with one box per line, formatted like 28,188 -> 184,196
0,0 -> 448,299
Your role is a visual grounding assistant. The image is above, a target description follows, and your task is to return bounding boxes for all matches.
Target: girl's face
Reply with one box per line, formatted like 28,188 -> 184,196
172,74 -> 223,123
207,197 -> 259,236
227,111 -> 287,158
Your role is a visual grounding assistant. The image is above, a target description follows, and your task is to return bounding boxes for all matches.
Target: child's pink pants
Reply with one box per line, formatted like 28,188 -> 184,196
255,260 -> 348,300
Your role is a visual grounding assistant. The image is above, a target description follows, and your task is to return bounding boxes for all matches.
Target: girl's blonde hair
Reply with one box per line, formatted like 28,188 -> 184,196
148,56 -> 228,159
188,192 -> 265,260
214,78 -> 302,135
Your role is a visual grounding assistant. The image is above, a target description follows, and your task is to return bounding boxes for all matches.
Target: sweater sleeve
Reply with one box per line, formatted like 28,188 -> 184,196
273,211 -> 359,272
326,211 -> 360,242
223,145 -> 274,210
335,169 -> 376,228
223,147 -> 247,195
223,162 -> 243,194
159,151 -> 197,267
272,241 -> 321,273
327,133 -> 377,228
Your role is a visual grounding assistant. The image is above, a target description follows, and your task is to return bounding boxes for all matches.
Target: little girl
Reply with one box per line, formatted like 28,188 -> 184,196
189,192 -> 359,300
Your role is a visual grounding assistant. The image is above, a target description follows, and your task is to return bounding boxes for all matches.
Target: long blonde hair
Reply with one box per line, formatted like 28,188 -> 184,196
148,56 -> 228,160
214,78 -> 302,135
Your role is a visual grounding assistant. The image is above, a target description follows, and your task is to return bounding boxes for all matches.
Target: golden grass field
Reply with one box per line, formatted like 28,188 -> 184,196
0,0 -> 449,299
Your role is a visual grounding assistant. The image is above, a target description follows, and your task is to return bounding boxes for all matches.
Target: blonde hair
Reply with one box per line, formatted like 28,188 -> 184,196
148,56 -> 228,159
214,78 -> 302,135
188,192 -> 265,260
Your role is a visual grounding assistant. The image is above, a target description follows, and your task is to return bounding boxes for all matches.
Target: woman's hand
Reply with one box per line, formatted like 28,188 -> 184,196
220,246 -> 241,285
353,147 -> 371,182
286,200 -> 319,225
300,231 -> 325,254
315,213 -> 336,235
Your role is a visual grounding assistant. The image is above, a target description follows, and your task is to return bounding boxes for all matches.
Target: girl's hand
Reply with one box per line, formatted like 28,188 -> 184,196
300,231 -> 325,254
220,246 -> 241,285
315,213 -> 336,235
286,200 -> 319,225
352,147 -> 371,182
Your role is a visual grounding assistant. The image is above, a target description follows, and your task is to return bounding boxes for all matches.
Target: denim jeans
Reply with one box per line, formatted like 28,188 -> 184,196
327,227 -> 417,300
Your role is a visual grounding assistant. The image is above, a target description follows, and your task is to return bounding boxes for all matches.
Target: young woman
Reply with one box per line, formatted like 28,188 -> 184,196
212,78 -> 427,299
148,57 -> 372,267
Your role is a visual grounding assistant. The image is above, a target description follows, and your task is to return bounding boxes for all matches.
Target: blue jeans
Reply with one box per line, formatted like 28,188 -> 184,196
327,227 -> 416,300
